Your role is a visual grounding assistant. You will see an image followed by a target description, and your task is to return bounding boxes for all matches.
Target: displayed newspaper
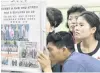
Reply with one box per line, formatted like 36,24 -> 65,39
1,0 -> 46,72
1,41 -> 39,67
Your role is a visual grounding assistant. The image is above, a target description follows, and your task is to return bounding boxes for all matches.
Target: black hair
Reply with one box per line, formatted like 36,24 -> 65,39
79,11 -> 100,40
47,31 -> 75,52
47,7 -> 63,28
66,5 -> 86,28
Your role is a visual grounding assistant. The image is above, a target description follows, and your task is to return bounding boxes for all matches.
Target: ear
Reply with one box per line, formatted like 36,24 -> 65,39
91,27 -> 96,34
61,47 -> 69,56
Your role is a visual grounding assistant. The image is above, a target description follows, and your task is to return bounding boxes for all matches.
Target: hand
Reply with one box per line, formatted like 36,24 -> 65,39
37,52 -> 52,72
43,47 -> 49,56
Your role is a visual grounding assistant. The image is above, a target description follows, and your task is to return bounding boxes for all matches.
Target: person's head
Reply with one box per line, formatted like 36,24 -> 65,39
47,31 -> 75,64
75,11 -> 100,41
66,5 -> 86,32
46,7 -> 63,32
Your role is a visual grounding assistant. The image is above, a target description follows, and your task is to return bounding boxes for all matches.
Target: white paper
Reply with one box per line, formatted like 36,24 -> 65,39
1,0 -> 46,72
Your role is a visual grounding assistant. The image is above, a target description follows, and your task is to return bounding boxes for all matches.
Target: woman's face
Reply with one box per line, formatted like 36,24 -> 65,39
74,16 -> 95,40
68,12 -> 81,32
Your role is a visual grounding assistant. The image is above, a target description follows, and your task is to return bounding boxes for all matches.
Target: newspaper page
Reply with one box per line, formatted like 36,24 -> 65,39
1,0 -> 46,72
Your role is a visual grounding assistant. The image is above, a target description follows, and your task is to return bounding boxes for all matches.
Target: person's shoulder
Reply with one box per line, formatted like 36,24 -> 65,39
92,41 -> 100,59
68,52 -> 93,63
63,59 -> 86,72
69,52 -> 83,58
67,52 -> 83,62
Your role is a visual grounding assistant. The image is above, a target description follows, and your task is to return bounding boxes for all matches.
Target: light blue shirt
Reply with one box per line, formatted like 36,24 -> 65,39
62,52 -> 100,72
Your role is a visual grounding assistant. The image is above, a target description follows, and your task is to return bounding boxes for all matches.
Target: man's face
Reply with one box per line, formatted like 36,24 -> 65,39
47,42 -> 64,64
68,12 -> 81,32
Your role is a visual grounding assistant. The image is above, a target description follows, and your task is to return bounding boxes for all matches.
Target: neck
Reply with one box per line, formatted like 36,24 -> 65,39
49,27 -> 55,32
81,36 -> 98,53
60,51 -> 72,65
